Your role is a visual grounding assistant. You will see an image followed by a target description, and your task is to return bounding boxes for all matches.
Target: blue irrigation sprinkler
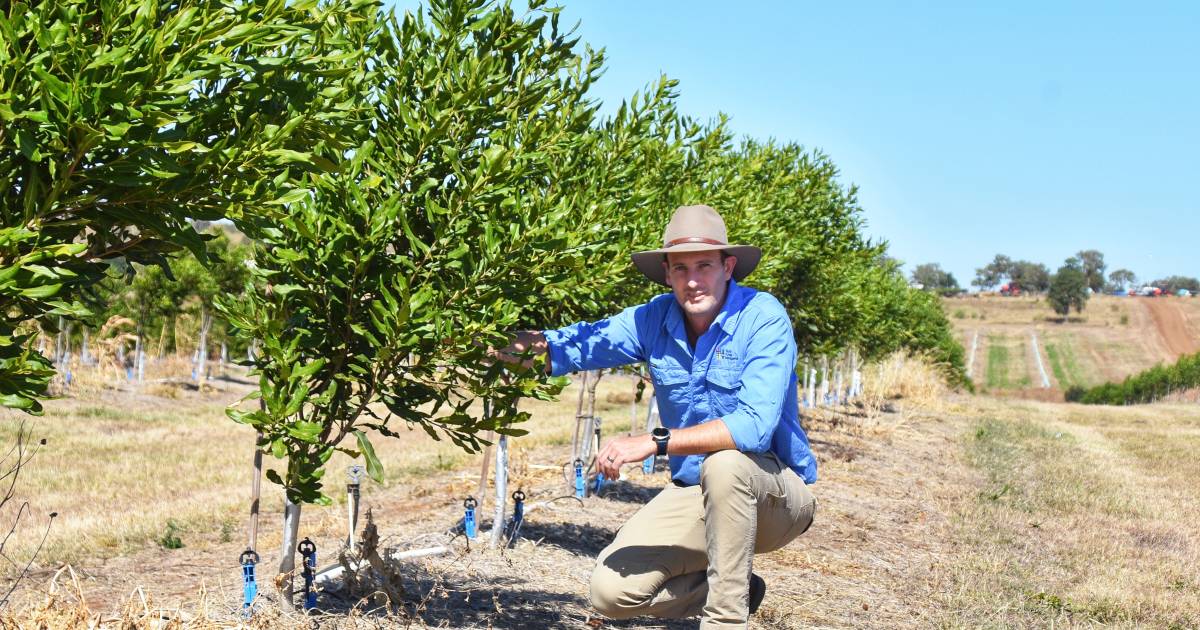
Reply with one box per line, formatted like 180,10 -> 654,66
239,548 -> 260,614
573,458 -> 585,499
463,496 -> 478,539
592,472 -> 606,495
297,538 -> 317,611
505,489 -> 525,548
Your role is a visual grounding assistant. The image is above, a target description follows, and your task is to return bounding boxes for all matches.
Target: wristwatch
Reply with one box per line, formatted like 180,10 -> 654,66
651,427 -> 670,456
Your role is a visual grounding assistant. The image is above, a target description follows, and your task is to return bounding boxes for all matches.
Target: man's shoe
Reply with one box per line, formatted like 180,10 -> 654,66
749,573 -> 767,615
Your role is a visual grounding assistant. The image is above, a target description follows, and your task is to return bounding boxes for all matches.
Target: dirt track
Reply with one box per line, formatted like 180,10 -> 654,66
1142,298 -> 1200,358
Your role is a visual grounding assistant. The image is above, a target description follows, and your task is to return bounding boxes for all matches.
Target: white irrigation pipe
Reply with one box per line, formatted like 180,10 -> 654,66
1030,331 -> 1051,388
966,331 -> 979,379
313,545 -> 450,587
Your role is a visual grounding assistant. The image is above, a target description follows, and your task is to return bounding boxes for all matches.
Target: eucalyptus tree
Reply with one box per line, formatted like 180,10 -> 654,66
0,0 -> 366,412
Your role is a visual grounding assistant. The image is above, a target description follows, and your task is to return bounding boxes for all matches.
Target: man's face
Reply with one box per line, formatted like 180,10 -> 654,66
663,250 -> 737,322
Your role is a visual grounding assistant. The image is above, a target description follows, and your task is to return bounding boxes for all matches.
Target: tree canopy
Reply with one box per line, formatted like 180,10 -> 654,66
1048,259 -> 1089,318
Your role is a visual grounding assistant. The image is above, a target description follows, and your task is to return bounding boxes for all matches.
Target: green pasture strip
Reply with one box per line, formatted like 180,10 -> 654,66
986,336 -> 1010,389
1013,333 -> 1032,388
1045,339 -> 1087,389
940,412 -> 1197,628
1046,342 -> 1069,387
1051,338 -> 1089,388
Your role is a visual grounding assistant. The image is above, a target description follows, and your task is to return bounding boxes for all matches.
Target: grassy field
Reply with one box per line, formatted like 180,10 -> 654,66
947,294 -> 1200,395
943,398 -> 1200,627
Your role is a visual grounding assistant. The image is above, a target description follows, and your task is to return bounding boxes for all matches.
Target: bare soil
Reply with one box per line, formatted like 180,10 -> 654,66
1141,297 -> 1200,358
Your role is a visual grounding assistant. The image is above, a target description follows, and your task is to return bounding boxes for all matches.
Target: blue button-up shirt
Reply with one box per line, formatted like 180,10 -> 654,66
543,279 -> 817,486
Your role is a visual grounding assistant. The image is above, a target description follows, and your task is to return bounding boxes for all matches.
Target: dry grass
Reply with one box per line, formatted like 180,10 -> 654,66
0,371 -> 644,573
858,352 -> 950,415
937,397 -> 1200,628
3,354 -> 1200,627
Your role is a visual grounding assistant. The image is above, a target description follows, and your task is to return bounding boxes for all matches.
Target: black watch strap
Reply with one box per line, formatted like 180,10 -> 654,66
652,427 -> 670,456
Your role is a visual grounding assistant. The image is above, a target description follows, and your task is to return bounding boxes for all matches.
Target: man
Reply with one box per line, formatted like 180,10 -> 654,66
499,204 -> 817,628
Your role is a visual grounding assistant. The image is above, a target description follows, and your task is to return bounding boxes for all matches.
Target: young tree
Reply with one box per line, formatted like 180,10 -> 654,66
1049,259 -> 1089,319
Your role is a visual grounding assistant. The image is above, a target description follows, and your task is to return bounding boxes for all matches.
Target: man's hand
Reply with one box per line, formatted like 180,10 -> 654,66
489,331 -> 551,373
595,434 -> 657,480
595,421 -> 737,479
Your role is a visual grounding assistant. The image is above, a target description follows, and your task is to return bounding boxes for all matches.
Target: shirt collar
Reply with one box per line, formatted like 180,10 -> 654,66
663,278 -> 750,337
712,278 -> 748,333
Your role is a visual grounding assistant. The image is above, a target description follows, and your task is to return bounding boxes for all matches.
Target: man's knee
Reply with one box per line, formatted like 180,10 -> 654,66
700,449 -> 757,496
589,562 -> 643,619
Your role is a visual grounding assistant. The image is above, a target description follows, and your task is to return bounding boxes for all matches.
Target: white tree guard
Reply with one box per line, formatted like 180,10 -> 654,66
966,330 -> 979,379
490,435 -> 508,548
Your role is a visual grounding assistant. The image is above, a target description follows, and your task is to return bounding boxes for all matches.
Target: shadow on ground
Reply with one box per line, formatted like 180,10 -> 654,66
596,479 -> 663,504
316,561 -> 696,629
516,520 -> 615,557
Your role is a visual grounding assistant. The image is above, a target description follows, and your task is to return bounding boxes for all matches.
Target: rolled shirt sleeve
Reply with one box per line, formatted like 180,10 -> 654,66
543,303 -> 647,377
719,310 -> 797,453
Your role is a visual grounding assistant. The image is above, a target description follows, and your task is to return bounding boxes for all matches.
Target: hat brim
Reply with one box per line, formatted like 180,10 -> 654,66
631,244 -> 762,286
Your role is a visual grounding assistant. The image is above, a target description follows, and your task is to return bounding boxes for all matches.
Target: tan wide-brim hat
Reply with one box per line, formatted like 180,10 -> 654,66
631,204 -> 762,286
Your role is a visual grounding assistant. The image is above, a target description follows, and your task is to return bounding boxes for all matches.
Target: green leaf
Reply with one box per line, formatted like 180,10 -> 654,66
354,430 -> 384,483
287,420 -> 323,442
268,188 -> 310,205
19,283 -> 64,299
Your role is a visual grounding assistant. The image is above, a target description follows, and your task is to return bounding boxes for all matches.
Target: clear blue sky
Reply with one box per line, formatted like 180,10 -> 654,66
392,1 -> 1199,288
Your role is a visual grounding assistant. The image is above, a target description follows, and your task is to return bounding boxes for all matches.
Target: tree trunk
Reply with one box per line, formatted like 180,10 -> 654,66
55,317 -> 70,365
834,353 -> 844,405
818,357 -> 829,406
630,369 -> 639,435
157,320 -> 168,359
197,306 -> 213,390
81,327 -> 92,366
569,371 -> 589,493
135,324 -> 145,383
278,497 -> 302,610
586,369 -> 603,419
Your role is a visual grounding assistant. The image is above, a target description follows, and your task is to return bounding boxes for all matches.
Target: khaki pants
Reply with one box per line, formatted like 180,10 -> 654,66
590,450 -> 816,628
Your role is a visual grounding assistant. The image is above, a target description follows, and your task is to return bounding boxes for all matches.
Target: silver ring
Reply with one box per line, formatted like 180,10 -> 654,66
606,456 -> 615,462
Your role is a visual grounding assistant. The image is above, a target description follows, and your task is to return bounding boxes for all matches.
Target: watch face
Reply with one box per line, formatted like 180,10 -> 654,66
652,427 -> 669,440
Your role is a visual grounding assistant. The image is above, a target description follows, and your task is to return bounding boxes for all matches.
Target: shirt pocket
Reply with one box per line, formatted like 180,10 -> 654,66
705,364 -> 742,417
650,357 -> 690,408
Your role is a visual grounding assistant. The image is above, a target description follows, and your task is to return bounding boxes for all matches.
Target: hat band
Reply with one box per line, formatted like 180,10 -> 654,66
664,236 -> 725,248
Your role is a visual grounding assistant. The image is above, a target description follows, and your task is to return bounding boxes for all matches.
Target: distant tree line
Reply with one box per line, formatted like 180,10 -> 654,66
910,248 -> 1197,298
